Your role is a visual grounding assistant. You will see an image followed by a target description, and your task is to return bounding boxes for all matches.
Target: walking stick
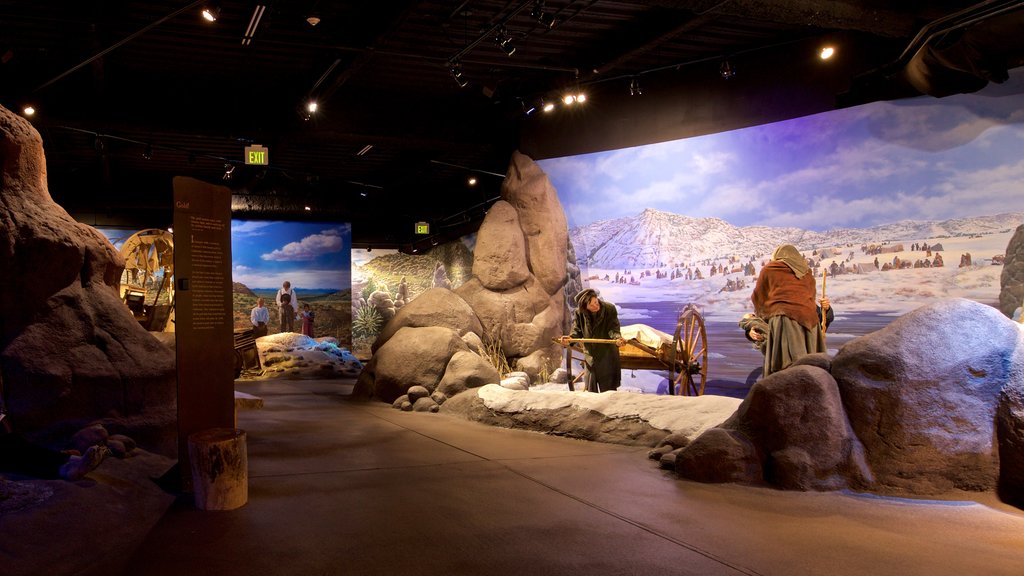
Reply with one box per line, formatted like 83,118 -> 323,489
820,268 -> 828,335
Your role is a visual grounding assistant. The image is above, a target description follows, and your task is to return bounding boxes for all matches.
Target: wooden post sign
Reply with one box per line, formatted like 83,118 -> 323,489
173,177 -> 239,498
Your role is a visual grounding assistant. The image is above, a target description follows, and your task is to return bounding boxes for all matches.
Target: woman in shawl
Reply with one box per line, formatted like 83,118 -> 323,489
750,244 -> 825,377
559,288 -> 626,392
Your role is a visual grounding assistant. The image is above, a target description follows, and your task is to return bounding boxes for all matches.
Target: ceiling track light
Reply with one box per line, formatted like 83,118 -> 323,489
201,1 -> 221,22
719,59 -> 736,79
495,27 -> 516,56
629,77 -> 642,96
223,163 -> 235,180
449,61 -> 468,88
532,0 -> 556,29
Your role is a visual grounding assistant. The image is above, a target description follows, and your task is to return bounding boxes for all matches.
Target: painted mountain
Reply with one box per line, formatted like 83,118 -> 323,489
570,208 -> 1024,269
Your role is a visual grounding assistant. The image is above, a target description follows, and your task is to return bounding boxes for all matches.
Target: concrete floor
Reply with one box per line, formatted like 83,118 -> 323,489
122,378 -> 1024,576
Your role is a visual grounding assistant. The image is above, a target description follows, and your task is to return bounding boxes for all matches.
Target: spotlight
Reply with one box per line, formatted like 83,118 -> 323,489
223,163 -> 235,180
629,77 -> 642,96
449,61 -> 468,88
496,27 -> 516,56
576,93 -> 587,103
542,100 -> 555,113
531,0 -> 556,29
307,100 -> 318,113
563,94 -> 576,105
304,206 -> 312,211
819,45 -> 835,60
719,59 -> 736,79
201,2 -> 220,22
468,176 -> 478,186
22,105 -> 35,116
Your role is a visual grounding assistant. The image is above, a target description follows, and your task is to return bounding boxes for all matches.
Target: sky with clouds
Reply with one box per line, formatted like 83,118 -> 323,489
230,220 -> 351,291
538,72 -> 1024,232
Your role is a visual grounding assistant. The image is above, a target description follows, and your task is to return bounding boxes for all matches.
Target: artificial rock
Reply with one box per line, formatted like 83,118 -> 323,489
371,287 -> 483,353
831,298 -> 1023,494
999,223 -> 1024,318
472,200 -> 530,290
0,104 -> 176,453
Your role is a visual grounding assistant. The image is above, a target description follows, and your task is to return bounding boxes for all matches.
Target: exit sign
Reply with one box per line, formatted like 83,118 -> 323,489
415,221 -> 430,234
244,144 -> 269,165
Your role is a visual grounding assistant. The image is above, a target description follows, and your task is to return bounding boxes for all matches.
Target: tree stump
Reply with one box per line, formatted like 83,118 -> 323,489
187,428 -> 248,510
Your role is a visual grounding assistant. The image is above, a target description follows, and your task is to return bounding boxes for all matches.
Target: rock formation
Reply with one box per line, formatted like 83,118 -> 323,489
355,151 -> 578,403
0,104 -> 176,453
1000,223 -> 1024,318
668,298 -> 1024,503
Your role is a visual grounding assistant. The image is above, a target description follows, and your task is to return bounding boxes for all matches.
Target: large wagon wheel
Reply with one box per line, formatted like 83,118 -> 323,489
670,304 -> 708,395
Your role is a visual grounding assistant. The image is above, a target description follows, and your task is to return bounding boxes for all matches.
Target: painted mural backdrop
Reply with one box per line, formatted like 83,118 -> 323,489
230,220 -> 352,347
351,238 -> 475,359
538,72 -> 1024,395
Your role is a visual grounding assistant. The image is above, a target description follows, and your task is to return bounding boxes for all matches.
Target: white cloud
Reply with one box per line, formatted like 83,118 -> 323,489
261,229 -> 345,261
231,220 -> 275,237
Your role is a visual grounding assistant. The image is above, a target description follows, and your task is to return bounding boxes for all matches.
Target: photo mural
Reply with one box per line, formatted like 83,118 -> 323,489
537,76 -> 1024,395
350,239 -> 475,359
230,220 -> 352,346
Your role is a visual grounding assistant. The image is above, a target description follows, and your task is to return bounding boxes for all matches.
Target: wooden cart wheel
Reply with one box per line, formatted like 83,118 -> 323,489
670,304 -> 708,395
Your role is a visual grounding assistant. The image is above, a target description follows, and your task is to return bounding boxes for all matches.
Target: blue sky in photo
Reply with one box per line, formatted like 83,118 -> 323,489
538,73 -> 1024,231
231,220 -> 351,291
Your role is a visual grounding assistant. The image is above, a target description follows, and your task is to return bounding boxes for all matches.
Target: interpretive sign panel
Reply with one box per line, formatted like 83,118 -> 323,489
173,176 -> 235,489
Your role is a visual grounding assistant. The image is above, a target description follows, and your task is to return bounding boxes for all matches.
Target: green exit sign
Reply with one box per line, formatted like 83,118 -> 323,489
244,144 -> 269,165
415,221 -> 430,234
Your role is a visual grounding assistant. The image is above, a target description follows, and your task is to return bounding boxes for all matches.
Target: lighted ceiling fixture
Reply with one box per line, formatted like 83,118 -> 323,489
142,144 -> 153,160
562,91 -> 587,105
542,100 -> 555,113
819,45 -> 836,60
629,77 -> 642,96
449,61 -> 468,88
307,100 -> 319,113
201,1 -> 220,22
241,5 -> 266,45
223,163 -> 235,180
531,0 -> 556,29
467,176 -> 478,186
356,144 -> 373,156
495,27 -> 516,56
304,206 -> 312,211
22,105 -> 35,116
719,59 -> 736,79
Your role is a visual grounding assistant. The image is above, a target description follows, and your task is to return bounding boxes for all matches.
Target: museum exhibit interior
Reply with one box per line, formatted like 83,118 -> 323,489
3,1 -> 1024,575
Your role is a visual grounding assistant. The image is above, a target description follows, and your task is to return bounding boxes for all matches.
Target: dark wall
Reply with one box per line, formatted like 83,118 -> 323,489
520,33 -> 903,161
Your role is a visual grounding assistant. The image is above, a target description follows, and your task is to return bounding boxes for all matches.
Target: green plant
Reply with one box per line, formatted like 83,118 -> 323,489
352,304 -> 384,339
360,278 -> 378,302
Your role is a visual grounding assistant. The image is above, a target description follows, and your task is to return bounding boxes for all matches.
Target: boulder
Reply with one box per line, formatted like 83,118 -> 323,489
831,298 -> 1024,494
372,288 -> 483,353
0,104 -> 176,453
500,151 -> 568,296
997,374 -> 1024,506
675,428 -> 762,484
676,365 -> 870,490
732,365 -> 871,490
472,200 -> 530,290
436,350 -> 501,397
360,326 -> 469,402
999,224 -> 1024,318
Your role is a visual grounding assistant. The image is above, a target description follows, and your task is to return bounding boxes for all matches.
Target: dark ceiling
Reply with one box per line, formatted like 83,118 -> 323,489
2,1 -> 1023,249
